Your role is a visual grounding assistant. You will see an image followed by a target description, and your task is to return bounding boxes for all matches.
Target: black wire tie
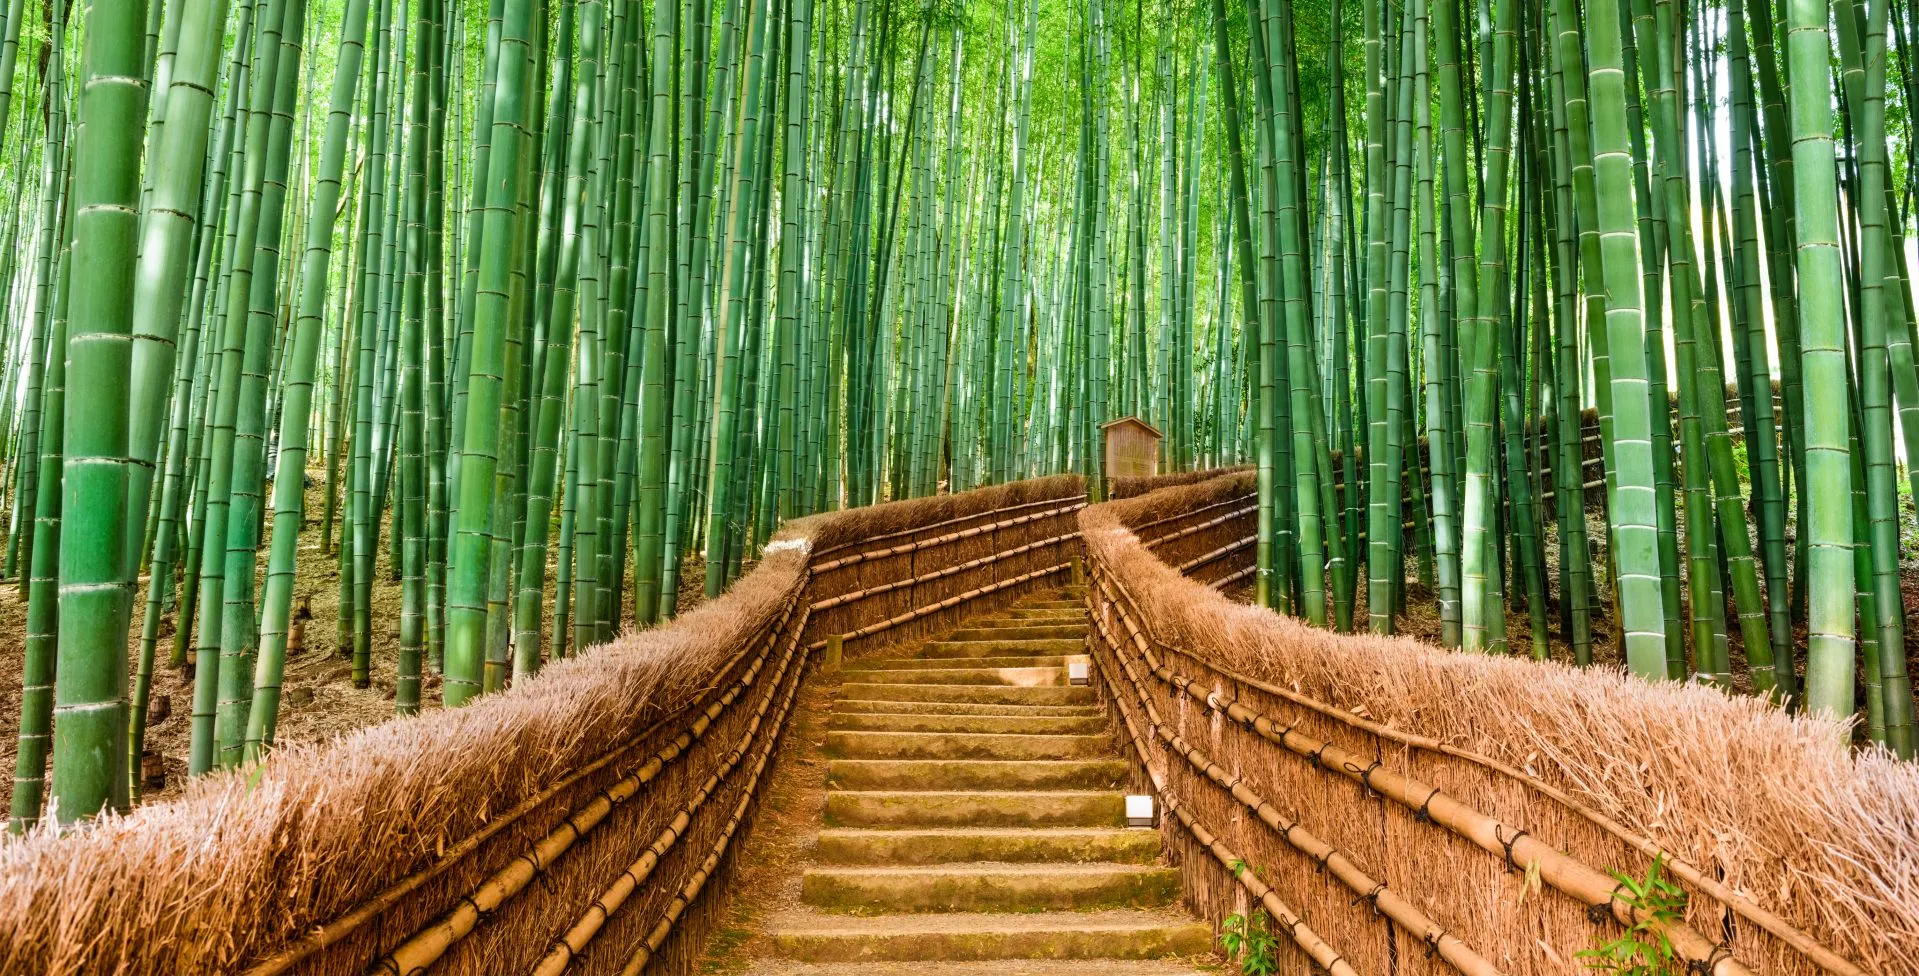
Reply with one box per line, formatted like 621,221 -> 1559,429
1495,826 -> 1529,872
1685,940 -> 1736,976
1588,881 -> 1627,925
1414,786 -> 1441,823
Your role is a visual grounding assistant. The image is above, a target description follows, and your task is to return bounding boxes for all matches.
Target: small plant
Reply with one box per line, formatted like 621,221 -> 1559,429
1578,856 -> 1691,976
1219,908 -> 1280,976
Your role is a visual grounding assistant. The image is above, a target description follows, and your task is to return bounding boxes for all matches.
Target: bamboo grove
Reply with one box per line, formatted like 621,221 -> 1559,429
3,0 -> 1918,828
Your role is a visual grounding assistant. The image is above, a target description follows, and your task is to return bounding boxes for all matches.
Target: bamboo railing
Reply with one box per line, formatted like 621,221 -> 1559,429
1080,470 -> 1906,976
4,467 -> 1906,976
0,473 -> 1118,976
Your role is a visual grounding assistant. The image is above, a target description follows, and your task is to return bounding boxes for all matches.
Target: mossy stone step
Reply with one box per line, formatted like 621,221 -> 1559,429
827,712 -> 1107,736
738,960 -> 1219,975
840,665 -> 1070,687
996,608 -> 1088,621
837,683 -> 1096,707
824,790 -> 1125,828
945,624 -> 1088,641
814,827 -> 1162,866
824,759 -> 1128,792
765,909 -> 1213,963
830,699 -> 1103,718
916,638 -> 1086,659
847,654 -> 1075,672
827,730 -> 1109,761
724,588 -> 1217,974
973,610 -> 1086,622
801,863 -> 1181,913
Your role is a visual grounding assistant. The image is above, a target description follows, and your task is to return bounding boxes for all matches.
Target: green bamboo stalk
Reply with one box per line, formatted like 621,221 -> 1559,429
1786,0 -> 1857,716
54,0 -> 150,819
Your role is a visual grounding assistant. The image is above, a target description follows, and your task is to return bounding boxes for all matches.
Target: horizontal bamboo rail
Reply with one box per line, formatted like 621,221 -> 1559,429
238,592 -> 802,976
812,562 -> 1072,649
370,592 -> 805,974
531,604 -> 813,976
809,532 -> 1076,611
617,765 -> 760,976
1124,539 -> 1871,976
1128,492 -> 1255,537
1174,534 -> 1254,575
1209,562 -> 1256,590
810,492 -> 1086,560
1092,606 -> 1363,976
1088,563 -> 1757,976
1140,504 -> 1257,552
409,490 -> 1078,970
1088,576 -> 1500,976
810,502 -> 1085,573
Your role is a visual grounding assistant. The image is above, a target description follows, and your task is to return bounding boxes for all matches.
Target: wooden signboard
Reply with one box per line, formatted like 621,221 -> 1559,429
1100,416 -> 1162,479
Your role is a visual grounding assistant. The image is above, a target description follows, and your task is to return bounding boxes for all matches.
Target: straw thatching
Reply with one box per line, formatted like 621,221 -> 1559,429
1082,470 -> 1919,976
0,471 -> 1169,976
1109,464 -> 1250,501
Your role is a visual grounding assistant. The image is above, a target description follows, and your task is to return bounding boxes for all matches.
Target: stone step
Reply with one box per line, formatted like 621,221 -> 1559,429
838,683 -> 1096,707
914,638 -> 1087,659
825,759 -> 1128,792
997,608 -> 1088,621
848,654 -> 1075,671
827,712 -> 1107,736
815,827 -> 1162,865
970,610 -> 1084,623
738,960 -> 1218,976
841,666 -> 1070,687
831,700 -> 1103,718
801,864 -> 1181,913
946,624 -> 1088,641
1016,599 -> 1085,610
765,908 -> 1214,963
827,731 -> 1108,761
824,790 -> 1125,829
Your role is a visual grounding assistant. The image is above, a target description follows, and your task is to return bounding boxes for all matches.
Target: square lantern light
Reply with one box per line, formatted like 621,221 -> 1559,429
1126,794 -> 1157,828
1067,658 -> 1090,686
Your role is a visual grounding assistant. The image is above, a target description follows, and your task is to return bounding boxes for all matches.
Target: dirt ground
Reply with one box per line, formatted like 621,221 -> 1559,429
0,468 -> 718,814
695,671 -> 840,974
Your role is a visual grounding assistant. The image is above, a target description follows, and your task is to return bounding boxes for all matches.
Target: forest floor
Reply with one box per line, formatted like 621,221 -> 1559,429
0,468 -> 716,815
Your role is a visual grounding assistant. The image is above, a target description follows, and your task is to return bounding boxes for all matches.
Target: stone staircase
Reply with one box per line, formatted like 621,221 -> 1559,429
743,587 -> 1216,975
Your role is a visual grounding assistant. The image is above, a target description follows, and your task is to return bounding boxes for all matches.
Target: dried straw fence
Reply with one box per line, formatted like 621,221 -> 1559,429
0,474 -> 1108,976
1083,469 -> 1919,976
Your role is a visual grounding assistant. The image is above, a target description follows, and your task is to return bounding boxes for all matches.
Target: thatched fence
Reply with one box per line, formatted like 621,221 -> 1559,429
5,466 -> 1912,975
1082,469 -> 1919,976
0,474 -> 1109,976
